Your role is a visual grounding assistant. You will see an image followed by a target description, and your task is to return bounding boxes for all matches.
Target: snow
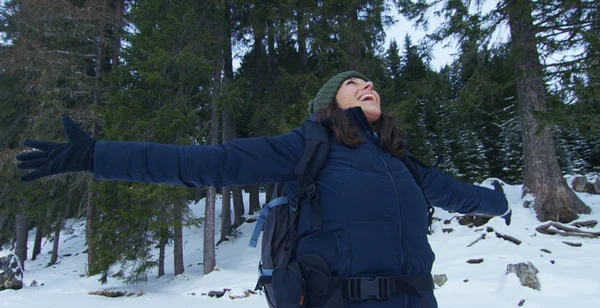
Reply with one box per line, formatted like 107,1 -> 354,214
1,179 -> 599,307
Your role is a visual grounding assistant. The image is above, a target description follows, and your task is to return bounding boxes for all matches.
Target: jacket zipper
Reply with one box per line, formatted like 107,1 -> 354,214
350,108 -> 405,274
376,150 -> 404,274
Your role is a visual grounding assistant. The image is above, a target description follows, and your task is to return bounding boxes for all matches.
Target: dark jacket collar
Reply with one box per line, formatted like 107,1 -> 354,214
310,107 -> 378,142
344,107 -> 377,141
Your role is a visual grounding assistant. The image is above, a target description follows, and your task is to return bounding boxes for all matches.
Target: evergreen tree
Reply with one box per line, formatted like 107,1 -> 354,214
93,0 -> 217,282
395,0 -> 592,221
0,0 -> 124,270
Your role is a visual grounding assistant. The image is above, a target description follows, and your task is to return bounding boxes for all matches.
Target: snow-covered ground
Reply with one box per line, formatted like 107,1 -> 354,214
2,177 -> 599,308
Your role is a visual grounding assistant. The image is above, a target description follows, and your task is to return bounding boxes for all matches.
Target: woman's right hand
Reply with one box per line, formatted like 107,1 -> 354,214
16,116 -> 95,182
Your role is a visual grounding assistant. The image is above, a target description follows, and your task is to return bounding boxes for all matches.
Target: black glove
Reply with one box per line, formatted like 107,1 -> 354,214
16,116 -> 95,182
492,180 -> 511,226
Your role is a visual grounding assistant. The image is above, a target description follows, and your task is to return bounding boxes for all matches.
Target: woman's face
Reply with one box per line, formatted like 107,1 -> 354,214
335,78 -> 381,123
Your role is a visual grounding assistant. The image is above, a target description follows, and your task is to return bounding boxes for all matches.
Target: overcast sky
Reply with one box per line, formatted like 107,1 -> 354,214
385,15 -> 457,71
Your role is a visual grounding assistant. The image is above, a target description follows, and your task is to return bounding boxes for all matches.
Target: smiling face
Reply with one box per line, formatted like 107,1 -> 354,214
335,78 -> 382,123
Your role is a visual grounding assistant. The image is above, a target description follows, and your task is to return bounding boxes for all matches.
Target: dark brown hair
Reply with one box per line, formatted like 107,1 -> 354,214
315,102 -> 407,157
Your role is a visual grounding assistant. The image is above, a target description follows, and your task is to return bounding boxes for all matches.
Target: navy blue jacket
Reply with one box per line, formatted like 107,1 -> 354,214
94,107 -> 508,307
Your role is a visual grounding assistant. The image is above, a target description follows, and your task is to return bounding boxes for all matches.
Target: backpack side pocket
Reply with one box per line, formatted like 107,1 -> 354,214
272,260 -> 308,308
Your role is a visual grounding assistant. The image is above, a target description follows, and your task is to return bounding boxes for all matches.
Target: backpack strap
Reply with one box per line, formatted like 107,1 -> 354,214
289,120 -> 330,235
399,152 -> 436,235
249,196 -> 288,248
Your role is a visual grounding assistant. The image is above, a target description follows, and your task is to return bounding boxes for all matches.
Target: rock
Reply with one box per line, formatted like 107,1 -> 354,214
506,262 -> 541,291
571,176 -> 588,192
458,215 -> 492,227
467,258 -> 484,264
486,226 -> 494,233
463,279 -> 469,283
30,280 -> 38,287
207,289 -> 230,298
590,178 -> 600,194
0,254 -> 24,291
523,200 -> 532,208
442,228 -> 454,234
518,299 -> 526,306
433,274 -> 448,287
540,248 -> 551,254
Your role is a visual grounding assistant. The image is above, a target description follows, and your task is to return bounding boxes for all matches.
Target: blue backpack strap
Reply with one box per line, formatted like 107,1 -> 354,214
249,196 -> 289,247
400,152 -> 436,235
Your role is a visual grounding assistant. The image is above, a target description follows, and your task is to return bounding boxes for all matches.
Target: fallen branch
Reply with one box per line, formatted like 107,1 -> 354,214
467,233 -> 486,247
536,222 -> 600,239
495,232 -> 522,245
88,290 -> 143,298
571,220 -> 597,228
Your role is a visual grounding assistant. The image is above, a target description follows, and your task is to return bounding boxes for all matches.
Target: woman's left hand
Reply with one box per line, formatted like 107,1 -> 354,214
493,180 -> 511,226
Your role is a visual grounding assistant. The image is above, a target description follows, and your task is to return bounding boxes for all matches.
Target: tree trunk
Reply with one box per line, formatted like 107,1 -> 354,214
223,0 -> 233,80
86,185 -> 97,272
204,187 -> 217,274
158,231 -> 167,278
265,183 -> 276,204
31,211 -> 45,261
86,0 -> 106,270
110,0 -> 124,73
48,219 -> 62,267
267,19 -> 276,74
220,186 -> 232,243
296,4 -> 308,70
0,213 -> 8,248
345,6 -> 363,71
219,0 -> 234,244
203,68 -> 221,275
232,187 -> 245,228
249,185 -> 260,214
194,187 -> 206,203
14,204 -> 28,269
506,0 -> 590,222
173,203 -> 184,276
84,0 -> 123,273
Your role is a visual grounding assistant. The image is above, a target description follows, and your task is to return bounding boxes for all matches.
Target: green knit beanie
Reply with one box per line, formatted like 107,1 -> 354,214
307,70 -> 370,114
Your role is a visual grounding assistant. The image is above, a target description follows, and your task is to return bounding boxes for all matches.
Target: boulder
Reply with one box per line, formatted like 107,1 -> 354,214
506,262 -> 540,291
590,178 -> 600,194
0,254 -> 24,291
571,175 -> 588,192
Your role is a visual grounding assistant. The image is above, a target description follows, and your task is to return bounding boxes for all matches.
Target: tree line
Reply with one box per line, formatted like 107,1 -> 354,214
0,0 -> 598,283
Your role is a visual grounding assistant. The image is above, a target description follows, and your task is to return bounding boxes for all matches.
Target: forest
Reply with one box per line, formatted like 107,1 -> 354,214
0,0 -> 598,283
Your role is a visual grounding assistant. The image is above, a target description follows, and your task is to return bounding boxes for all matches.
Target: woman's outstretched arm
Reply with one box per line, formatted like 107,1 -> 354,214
17,116 -> 304,187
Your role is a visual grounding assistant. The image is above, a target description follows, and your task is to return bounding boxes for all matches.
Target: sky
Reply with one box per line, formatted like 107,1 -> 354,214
1,175 -> 599,308
385,14 -> 457,70
384,1 -> 511,71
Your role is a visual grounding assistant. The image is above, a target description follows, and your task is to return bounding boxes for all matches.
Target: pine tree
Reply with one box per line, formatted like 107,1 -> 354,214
92,0 -> 218,282
395,0 -> 592,222
506,0 -> 590,221
0,0 -> 124,270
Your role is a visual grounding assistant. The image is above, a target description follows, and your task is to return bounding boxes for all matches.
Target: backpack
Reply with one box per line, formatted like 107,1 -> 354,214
249,120 -> 435,308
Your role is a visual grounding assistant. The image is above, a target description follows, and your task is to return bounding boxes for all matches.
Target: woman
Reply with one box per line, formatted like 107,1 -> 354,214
17,71 -> 510,307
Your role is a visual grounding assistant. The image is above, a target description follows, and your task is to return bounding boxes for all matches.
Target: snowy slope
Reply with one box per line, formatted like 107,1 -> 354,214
1,178 -> 599,308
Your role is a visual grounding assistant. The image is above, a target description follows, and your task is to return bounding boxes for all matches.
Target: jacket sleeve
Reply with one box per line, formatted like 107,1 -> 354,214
93,130 -> 304,188
415,161 -> 508,216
